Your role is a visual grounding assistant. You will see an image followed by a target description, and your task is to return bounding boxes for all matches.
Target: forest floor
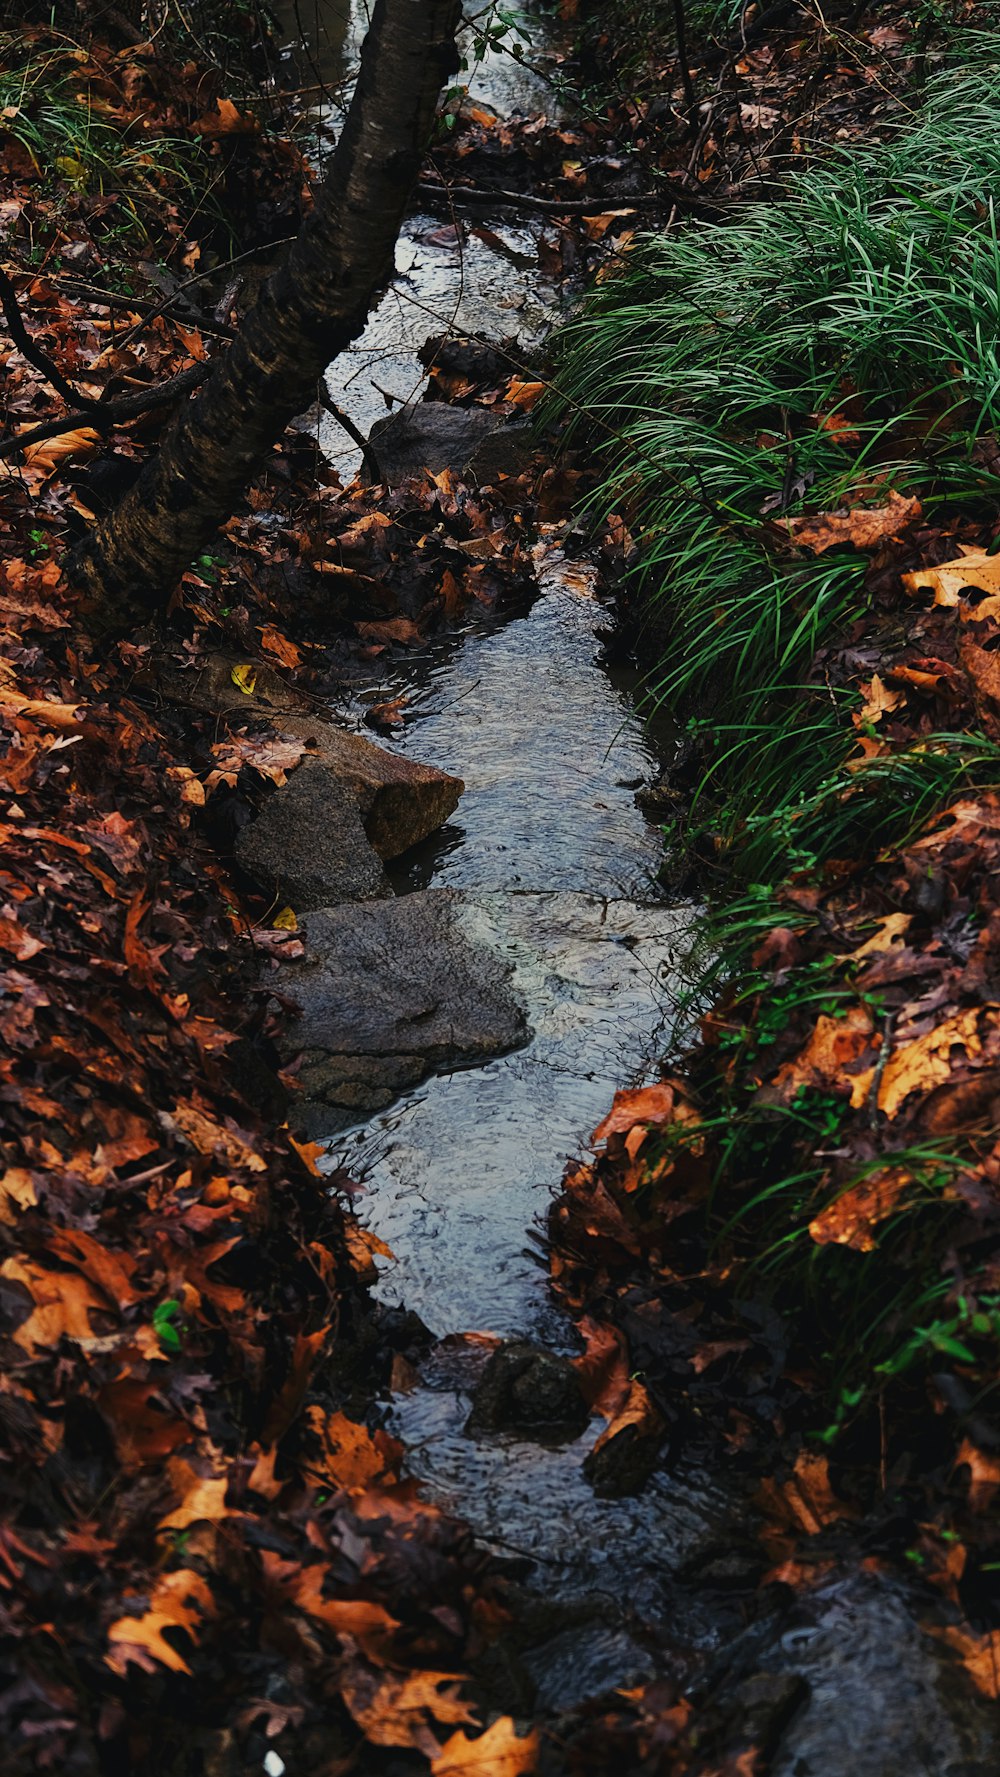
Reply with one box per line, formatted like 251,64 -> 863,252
1,3 -> 998,1773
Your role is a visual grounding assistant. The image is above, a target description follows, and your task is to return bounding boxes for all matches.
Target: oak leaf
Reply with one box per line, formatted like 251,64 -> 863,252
852,912 -> 912,959
849,1008 -> 996,1118
106,1569 -> 215,1676
786,490 -> 920,554
809,1166 -> 911,1251
431,1718 -> 539,1775
592,1080 -> 691,1144
341,1664 -> 477,1753
903,547 -> 1000,607
855,674 -> 904,726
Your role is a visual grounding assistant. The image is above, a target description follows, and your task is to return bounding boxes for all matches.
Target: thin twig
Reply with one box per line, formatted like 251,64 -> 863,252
316,385 -> 383,481
415,179 -> 727,219
56,278 -> 236,341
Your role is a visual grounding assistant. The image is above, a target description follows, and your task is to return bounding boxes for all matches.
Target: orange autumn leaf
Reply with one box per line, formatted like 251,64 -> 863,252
341,1663 -> 477,1752
852,912 -> 912,959
259,623 -> 303,669
192,97 -> 258,136
1,1255 -> 110,1353
758,1449 -> 855,1544
933,1625 -> 1000,1699
573,1314 -> 630,1417
592,1081 -> 689,1144
772,1004 -> 875,1100
855,673 -> 905,726
590,1376 -> 664,1456
302,1405 -> 402,1493
106,1569 -> 215,1676
955,1438 -> 1000,1513
785,489 -> 920,554
849,1007 -> 996,1118
809,1166 -> 912,1252
432,1717 -> 540,1775
20,425 -> 102,474
157,1459 -> 231,1534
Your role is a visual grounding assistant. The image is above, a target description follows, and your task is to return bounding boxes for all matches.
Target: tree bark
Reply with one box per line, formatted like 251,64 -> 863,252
69,0 -> 461,629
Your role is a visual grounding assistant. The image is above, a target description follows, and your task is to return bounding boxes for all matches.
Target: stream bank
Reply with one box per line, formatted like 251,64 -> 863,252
3,0 -> 999,1770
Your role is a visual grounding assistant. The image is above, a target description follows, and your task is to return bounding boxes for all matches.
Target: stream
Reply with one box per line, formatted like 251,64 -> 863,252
274,4 -> 1000,1766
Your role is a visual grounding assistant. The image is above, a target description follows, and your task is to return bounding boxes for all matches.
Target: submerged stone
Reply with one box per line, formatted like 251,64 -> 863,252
466,1341 -> 590,1441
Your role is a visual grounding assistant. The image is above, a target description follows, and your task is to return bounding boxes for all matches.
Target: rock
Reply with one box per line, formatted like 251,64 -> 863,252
235,761 -> 390,911
364,402 -> 535,486
278,716 -> 462,860
466,1342 -> 590,1441
280,889 -> 528,1127
582,1410 -> 667,1498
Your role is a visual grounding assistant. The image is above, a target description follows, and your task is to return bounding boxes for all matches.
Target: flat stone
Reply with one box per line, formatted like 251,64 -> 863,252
364,403 -> 535,486
235,761 -> 389,911
280,889 -> 529,1127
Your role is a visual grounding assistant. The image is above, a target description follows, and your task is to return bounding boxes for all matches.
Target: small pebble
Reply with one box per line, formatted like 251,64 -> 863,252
264,1754 -> 286,1777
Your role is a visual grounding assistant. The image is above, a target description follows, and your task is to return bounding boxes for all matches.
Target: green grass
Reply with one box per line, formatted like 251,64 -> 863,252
0,36 -> 219,247
555,43 -> 1000,856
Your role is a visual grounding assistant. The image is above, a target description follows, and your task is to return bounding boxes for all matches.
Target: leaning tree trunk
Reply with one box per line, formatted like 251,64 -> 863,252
70,0 -> 461,628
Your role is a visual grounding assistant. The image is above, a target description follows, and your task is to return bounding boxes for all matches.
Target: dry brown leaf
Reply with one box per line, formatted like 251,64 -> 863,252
157,1459 -> 230,1534
772,1005 -> 875,1099
590,1377 -> 664,1455
106,1569 -> 215,1676
431,1718 -> 540,1775
356,617 -> 424,648
786,490 -> 920,555
259,623 -> 303,669
20,426 -> 101,475
932,1625 -> 1000,1699
850,1008 -> 994,1118
0,1166 -> 37,1222
164,1101 -> 267,1171
852,912 -> 912,959
592,1081 -> 692,1144
809,1166 -> 911,1252
302,1405 -> 401,1493
2,1255 -> 110,1353
341,1664 -> 477,1753
955,1438 -> 1000,1513
856,674 -> 905,726
192,97 -> 258,136
904,547 -> 1000,607
758,1450 -> 855,1543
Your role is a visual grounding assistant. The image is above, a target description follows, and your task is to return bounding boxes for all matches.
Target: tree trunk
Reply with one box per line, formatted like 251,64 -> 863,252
70,0 -> 461,629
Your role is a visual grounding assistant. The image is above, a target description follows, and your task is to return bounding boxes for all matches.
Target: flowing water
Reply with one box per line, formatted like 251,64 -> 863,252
271,6 -> 1000,1758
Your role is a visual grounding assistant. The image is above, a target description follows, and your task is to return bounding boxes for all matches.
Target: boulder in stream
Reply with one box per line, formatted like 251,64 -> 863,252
466,1342 -> 590,1442
280,888 -> 529,1128
234,760 -> 389,911
364,402 -> 535,486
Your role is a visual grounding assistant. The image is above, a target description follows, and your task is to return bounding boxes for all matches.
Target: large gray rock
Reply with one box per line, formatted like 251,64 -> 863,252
364,403 -> 535,487
280,889 -> 528,1126
235,761 -> 389,911
278,715 -> 462,860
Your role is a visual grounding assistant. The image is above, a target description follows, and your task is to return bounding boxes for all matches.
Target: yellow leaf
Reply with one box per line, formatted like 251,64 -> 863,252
903,547 -> 1000,608
272,906 -> 298,931
230,664 -> 257,695
432,1718 -> 540,1775
55,154 -> 87,185
855,673 -> 905,726
20,427 -> 101,475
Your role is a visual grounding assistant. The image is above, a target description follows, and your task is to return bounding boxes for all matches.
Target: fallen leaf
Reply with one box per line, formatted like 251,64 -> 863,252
301,1405 -> 401,1493
592,1081 -> 687,1144
106,1569 -> 215,1675
852,912 -> 912,959
192,97 -> 258,136
850,1007 -> 995,1118
904,547 -> 1000,607
786,490 -> 920,554
855,674 -> 905,726
259,623 -> 303,668
20,426 -> 101,475
2,1256 -> 110,1353
809,1166 -> 912,1251
341,1663 -> 477,1753
933,1625 -> 1000,1699
772,1005 -> 876,1099
432,1717 -> 539,1775
955,1438 -> 1000,1512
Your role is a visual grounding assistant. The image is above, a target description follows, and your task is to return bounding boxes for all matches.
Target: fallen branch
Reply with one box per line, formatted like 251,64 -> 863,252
0,266 -> 106,415
0,363 -> 210,458
416,179 -> 726,218
56,278 -> 237,341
